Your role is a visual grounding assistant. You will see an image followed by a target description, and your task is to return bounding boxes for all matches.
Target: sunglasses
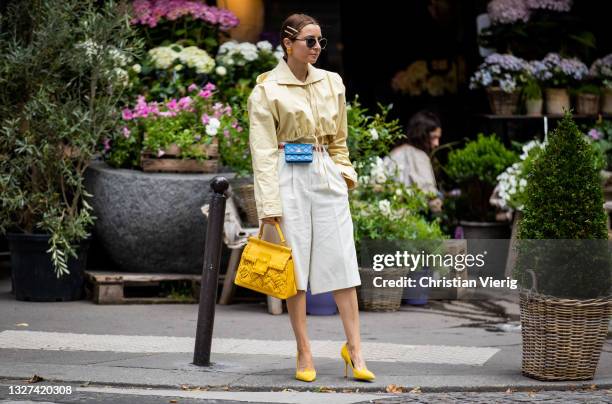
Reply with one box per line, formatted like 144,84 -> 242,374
293,36 -> 327,50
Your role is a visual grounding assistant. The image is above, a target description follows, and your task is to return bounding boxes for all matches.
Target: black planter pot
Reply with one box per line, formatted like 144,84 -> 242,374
7,233 -> 91,301
459,220 -> 511,239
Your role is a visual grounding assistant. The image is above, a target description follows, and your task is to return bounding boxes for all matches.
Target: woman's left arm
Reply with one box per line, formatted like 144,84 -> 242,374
327,72 -> 358,190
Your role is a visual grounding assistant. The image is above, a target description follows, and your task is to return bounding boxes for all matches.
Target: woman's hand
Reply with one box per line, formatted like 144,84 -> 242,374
261,216 -> 281,225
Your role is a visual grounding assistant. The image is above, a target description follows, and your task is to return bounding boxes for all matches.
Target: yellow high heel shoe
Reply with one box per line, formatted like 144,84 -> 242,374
295,352 -> 316,382
340,342 -> 376,382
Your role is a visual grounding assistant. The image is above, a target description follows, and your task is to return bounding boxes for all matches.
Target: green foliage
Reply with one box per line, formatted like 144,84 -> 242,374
0,0 -> 143,276
447,134 -> 518,186
583,119 -> 612,171
515,113 -> 610,298
346,96 -> 404,176
522,76 -> 542,100
445,134 -> 518,221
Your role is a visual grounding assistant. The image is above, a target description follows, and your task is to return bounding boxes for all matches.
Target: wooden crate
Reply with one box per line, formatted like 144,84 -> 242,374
84,271 -> 226,304
140,137 -> 219,173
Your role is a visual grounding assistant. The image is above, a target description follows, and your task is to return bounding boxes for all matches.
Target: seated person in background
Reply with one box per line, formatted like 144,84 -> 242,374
384,110 -> 443,212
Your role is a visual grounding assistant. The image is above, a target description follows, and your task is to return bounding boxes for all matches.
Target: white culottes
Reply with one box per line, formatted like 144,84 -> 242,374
261,147 -> 361,295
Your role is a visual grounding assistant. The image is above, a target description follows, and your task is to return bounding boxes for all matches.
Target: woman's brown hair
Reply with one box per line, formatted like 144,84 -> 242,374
280,13 -> 320,59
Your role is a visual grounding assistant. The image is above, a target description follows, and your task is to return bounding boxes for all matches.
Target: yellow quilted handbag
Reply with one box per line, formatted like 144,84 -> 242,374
234,222 -> 297,300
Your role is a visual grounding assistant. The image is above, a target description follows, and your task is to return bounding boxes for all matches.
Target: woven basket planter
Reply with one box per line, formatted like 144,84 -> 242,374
357,267 -> 409,312
545,88 -> 570,115
576,93 -> 600,116
520,292 -> 611,381
602,88 -> 612,115
486,87 -> 520,115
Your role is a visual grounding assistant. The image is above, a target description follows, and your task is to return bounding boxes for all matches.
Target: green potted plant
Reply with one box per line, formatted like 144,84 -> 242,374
522,76 -> 543,116
514,112 -> 611,381
346,101 -> 448,310
589,54 -> 612,114
0,0 -> 141,300
445,134 -> 518,238
573,83 -> 601,116
529,53 -> 589,115
469,53 -> 530,115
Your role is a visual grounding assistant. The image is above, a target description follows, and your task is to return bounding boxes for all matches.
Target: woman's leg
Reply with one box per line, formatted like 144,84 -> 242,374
286,290 -> 315,370
333,287 -> 367,369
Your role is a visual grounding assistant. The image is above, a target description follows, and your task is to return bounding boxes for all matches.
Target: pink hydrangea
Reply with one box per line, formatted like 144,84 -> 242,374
488,0 -> 531,24
130,0 -> 239,30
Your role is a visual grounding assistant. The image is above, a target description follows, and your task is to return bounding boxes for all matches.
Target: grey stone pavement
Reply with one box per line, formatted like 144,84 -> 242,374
0,269 -> 611,403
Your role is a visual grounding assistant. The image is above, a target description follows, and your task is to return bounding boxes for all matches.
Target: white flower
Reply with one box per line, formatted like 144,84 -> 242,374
378,199 -> 392,217
218,41 -> 238,54
174,64 -> 183,71
131,63 -> 141,73
178,46 -> 215,74
395,188 -> 402,196
256,41 -> 273,51
215,66 -> 227,76
206,117 -> 221,136
111,67 -> 129,87
148,46 -> 180,69
369,128 -> 379,140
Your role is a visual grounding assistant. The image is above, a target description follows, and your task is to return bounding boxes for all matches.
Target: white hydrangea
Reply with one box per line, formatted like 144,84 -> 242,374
256,41 -> 273,52
148,46 -> 180,69
131,63 -> 141,73
215,66 -> 227,76
273,45 -> 284,61
178,46 -> 215,74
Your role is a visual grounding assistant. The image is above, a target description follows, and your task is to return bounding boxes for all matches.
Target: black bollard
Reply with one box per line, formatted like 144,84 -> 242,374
193,176 -> 229,366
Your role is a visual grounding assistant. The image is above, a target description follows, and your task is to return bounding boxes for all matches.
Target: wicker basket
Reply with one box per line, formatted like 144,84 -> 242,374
234,183 -> 259,227
520,291 -> 611,381
486,87 -> 520,115
576,93 -> 600,116
356,267 -> 408,312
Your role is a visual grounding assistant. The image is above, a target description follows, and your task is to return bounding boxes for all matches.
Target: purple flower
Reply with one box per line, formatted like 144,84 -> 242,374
532,53 -> 588,85
201,113 -> 210,125
525,0 -> 572,12
102,137 -> 111,152
204,82 -> 216,92
590,54 -> 612,80
122,108 -> 134,121
223,129 -> 230,138
131,1 -> 239,31
198,89 -> 212,98
122,127 -> 131,138
188,83 -> 199,92
177,96 -> 193,111
588,128 -> 603,140
488,0 -> 531,24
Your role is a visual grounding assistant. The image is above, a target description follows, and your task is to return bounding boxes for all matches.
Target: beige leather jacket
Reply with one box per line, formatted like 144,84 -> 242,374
247,58 -> 358,219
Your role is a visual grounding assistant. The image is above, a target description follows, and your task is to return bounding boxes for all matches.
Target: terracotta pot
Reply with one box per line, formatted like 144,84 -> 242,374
576,93 -> 600,116
525,99 -> 543,116
545,88 -> 570,115
602,88 -> 612,115
486,87 -> 520,115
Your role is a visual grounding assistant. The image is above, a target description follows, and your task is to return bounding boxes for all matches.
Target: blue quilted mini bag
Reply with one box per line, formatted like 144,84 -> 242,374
284,143 -> 313,163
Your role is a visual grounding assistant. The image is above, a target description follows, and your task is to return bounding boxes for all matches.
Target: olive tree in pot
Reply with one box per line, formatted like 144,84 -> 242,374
445,134 -> 518,239
514,112 -> 611,381
0,0 -> 141,300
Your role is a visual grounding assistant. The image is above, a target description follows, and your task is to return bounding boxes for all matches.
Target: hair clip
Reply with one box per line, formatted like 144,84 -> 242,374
284,26 -> 298,36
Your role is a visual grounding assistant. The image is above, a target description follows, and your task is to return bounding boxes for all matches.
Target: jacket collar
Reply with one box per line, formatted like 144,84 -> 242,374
273,57 -> 325,86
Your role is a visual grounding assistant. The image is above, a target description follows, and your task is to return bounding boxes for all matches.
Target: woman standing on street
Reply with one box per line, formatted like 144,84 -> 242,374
247,13 -> 375,383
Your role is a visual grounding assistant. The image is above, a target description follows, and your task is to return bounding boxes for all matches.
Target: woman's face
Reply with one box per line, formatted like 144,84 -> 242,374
284,23 -> 322,65
430,127 -> 442,149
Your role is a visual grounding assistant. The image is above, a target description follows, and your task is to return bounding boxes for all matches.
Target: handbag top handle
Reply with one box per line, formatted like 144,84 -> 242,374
258,222 -> 287,245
